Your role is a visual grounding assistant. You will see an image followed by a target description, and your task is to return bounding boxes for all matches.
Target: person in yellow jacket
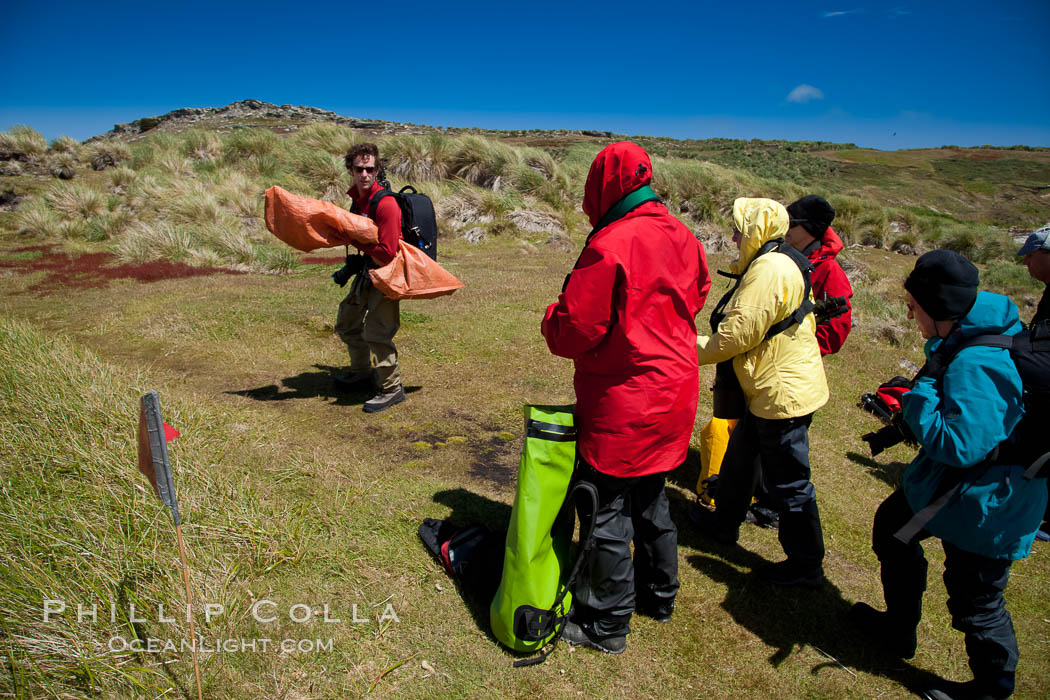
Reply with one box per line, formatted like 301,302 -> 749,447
690,198 -> 830,587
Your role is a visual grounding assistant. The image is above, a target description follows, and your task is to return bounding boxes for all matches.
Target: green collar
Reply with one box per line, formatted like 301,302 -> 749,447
590,185 -> 661,237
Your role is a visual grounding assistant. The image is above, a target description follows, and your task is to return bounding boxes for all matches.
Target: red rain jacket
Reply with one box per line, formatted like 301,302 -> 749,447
809,227 -> 853,355
349,181 -> 402,265
542,142 -> 711,477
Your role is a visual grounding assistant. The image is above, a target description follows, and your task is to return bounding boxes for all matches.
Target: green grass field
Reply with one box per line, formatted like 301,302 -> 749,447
1,224 -> 1047,698
1,118 -> 1048,697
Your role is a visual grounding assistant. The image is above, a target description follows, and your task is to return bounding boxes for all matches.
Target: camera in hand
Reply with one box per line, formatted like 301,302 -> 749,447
332,254 -> 367,287
862,415 -> 917,457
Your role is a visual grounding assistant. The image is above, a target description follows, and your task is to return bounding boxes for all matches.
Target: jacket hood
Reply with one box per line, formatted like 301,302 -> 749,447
928,291 -> 1022,356
730,198 -> 790,274
813,227 -> 844,260
583,142 -> 653,227
957,291 -> 1021,337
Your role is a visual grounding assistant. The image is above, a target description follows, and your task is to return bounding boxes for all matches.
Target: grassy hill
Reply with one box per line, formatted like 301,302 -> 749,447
0,105 -> 1048,697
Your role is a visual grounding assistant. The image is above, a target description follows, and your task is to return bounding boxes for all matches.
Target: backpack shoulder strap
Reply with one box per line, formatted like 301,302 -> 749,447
367,187 -> 394,220
764,241 -> 815,340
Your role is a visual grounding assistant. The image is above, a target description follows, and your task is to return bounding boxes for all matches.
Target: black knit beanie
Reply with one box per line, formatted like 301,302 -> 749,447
904,250 -> 979,321
787,195 -> 835,239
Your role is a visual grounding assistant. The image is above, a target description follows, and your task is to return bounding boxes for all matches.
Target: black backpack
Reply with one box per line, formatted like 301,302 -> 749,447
369,185 -> 439,260
893,319 -> 1049,543
934,318 -> 1050,479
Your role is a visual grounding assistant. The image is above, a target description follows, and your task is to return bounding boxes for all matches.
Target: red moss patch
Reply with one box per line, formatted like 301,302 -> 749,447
302,254 -> 343,265
0,245 -> 245,294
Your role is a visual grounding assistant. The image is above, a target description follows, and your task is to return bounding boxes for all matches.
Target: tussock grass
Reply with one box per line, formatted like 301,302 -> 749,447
46,181 -> 106,219
13,200 -> 62,237
295,122 -> 358,155
46,152 -> 77,180
180,129 -> 222,162
84,141 -> 132,171
383,134 -> 451,182
0,124 -> 48,156
293,150 -> 347,193
107,166 -> 137,191
0,159 -> 24,176
116,220 -> 192,262
446,135 -> 518,189
48,135 -> 81,157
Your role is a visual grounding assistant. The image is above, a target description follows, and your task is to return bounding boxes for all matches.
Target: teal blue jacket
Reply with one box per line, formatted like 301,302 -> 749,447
902,291 -> 1047,560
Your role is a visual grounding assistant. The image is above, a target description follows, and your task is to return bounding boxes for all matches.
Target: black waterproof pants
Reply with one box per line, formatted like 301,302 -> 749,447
714,411 -> 825,568
873,489 -> 1018,698
571,462 -> 679,637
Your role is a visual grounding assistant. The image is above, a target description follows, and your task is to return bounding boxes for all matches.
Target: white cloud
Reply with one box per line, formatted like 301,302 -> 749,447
821,9 -> 861,18
787,84 -> 825,104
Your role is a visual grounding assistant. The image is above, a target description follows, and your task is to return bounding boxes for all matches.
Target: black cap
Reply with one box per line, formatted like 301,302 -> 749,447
904,250 -> 979,321
787,195 -> 835,239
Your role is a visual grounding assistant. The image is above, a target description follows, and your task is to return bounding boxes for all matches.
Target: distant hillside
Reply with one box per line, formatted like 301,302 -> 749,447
2,99 -> 1048,276
88,100 -> 1050,232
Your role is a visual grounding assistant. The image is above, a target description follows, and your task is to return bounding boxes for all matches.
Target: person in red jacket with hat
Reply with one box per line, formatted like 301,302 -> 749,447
542,142 -> 711,654
785,195 -> 853,356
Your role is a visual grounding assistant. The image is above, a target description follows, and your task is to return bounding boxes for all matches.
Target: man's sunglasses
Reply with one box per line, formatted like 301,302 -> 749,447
352,165 -> 376,174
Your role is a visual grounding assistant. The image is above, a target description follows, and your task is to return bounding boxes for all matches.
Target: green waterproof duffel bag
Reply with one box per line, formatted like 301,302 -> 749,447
490,405 -> 596,662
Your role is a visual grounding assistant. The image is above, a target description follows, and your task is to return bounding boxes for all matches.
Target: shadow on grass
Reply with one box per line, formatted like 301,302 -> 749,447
666,485 -> 941,695
428,488 -> 510,647
665,445 -> 702,493
226,364 -> 422,406
845,450 -> 908,490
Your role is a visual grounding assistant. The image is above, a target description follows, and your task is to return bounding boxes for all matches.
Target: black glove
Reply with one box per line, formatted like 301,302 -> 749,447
861,414 -> 917,457
331,254 -> 366,287
814,295 -> 849,323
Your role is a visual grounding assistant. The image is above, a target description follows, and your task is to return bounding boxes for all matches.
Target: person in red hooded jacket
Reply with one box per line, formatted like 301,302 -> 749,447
541,142 -> 711,654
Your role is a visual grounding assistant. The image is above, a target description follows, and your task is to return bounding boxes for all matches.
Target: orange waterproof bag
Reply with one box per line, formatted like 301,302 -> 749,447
697,417 -> 738,506
264,186 -> 379,252
369,241 -> 464,300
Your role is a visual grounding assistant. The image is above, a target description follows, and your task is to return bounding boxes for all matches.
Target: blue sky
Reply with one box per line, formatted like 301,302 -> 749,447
2,1 -> 1047,150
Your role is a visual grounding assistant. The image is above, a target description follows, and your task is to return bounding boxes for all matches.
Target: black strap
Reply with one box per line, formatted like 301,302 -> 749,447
894,462 -> 994,544
526,419 -> 577,442
709,239 -> 813,340
367,188 -> 393,220
510,482 -> 596,667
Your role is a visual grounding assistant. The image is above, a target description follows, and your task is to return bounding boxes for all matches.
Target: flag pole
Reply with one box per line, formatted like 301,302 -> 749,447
175,523 -> 203,700
138,392 -> 202,700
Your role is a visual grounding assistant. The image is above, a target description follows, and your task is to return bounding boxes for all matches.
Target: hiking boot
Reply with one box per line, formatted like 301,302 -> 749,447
561,621 -> 626,655
848,602 -> 917,659
745,504 -> 780,529
636,600 -> 674,623
363,385 -> 406,413
688,504 -> 739,545
757,560 -> 824,588
923,679 -> 1010,700
333,370 -> 373,392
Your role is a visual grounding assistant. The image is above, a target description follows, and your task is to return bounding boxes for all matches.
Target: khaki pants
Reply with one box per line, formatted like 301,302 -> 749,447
334,278 -> 401,391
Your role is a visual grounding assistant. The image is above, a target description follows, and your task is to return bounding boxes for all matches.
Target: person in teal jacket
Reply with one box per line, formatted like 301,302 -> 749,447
850,251 -> 1046,700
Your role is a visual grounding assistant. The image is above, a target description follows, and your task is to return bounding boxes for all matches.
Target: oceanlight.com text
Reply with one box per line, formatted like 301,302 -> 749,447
107,636 -> 335,654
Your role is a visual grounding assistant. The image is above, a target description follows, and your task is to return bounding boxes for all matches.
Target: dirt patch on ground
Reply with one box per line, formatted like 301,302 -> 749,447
1,245 -> 244,294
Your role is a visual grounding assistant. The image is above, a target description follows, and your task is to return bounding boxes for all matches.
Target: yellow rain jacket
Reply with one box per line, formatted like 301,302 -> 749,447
697,198 -> 828,419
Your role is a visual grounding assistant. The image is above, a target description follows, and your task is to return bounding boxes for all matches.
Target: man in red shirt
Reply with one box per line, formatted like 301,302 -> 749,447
333,143 -> 405,413
542,142 -> 711,653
